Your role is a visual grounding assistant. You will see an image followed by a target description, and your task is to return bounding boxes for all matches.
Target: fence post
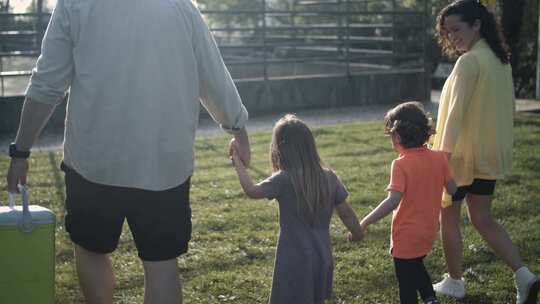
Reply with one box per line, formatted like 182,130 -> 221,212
0,56 -> 4,96
261,0 -> 269,107
423,0 -> 430,102
291,0 -> 297,69
337,0 -> 342,53
536,0 -> 540,99
262,0 -> 268,81
392,0 -> 398,68
36,0 -> 45,48
345,0 -> 350,78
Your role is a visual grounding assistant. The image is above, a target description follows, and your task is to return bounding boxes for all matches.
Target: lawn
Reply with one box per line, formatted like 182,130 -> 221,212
0,115 -> 539,304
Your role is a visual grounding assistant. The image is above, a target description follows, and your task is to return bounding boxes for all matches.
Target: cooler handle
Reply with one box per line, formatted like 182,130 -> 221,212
7,185 -> 34,233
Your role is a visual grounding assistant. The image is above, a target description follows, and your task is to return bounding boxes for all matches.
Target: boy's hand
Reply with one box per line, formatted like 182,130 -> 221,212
360,220 -> 369,235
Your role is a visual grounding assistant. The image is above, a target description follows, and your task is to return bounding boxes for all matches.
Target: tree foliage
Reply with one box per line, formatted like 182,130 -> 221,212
420,0 -> 537,97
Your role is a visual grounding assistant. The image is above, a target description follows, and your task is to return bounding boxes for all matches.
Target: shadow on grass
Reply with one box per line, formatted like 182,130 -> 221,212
447,293 -> 494,304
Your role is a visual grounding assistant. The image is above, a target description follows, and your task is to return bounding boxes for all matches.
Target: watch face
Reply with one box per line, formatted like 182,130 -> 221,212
9,143 -> 30,159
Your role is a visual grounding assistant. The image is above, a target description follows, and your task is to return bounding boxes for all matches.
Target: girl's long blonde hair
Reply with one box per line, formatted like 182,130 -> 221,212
270,114 -> 330,225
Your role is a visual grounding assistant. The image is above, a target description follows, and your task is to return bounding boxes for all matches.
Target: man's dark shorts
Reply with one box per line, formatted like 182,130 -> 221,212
61,162 -> 191,261
452,178 -> 496,202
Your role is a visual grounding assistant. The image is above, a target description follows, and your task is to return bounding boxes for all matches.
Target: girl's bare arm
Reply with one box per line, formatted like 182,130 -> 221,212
336,201 -> 364,242
231,149 -> 266,199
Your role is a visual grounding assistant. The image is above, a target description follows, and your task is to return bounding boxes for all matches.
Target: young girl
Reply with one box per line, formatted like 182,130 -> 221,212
360,102 -> 457,304
231,114 -> 364,304
433,1 -> 539,303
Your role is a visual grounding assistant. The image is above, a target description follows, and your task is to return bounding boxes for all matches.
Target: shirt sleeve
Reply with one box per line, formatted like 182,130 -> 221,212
440,53 -> 480,153
333,172 -> 349,206
256,171 -> 285,200
386,160 -> 406,193
190,5 -> 248,134
25,0 -> 74,105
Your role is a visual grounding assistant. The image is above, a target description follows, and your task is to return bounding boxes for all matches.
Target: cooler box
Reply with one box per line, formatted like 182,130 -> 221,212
0,187 -> 56,304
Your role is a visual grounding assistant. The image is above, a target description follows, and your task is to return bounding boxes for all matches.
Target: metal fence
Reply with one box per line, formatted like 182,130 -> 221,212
0,0 -> 429,97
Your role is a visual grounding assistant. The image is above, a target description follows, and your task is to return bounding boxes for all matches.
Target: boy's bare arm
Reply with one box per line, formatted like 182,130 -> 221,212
445,179 -> 457,195
360,191 -> 402,229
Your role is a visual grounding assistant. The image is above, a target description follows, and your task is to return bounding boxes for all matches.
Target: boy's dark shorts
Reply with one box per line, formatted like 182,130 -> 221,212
62,162 -> 192,261
452,178 -> 496,202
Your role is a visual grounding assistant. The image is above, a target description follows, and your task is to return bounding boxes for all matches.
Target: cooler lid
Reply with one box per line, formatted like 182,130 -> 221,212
0,205 -> 56,226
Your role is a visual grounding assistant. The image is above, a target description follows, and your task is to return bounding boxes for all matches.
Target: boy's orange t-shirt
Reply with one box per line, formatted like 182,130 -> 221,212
387,147 -> 453,259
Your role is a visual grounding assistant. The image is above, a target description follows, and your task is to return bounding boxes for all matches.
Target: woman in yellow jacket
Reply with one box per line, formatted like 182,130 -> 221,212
431,1 -> 539,303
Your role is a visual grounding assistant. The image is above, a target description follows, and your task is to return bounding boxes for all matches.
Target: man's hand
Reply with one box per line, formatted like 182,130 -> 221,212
229,128 -> 250,167
5,97 -> 56,194
7,158 -> 29,193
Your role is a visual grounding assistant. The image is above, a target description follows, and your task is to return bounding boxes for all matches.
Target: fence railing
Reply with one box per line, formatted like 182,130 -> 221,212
0,0 -> 428,97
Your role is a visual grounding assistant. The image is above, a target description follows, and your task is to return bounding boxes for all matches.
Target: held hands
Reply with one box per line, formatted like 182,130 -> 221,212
346,220 -> 368,243
230,144 -> 245,169
230,138 -> 251,172
347,219 -> 369,242
6,158 -> 29,193
347,231 -> 363,242
229,128 -> 251,168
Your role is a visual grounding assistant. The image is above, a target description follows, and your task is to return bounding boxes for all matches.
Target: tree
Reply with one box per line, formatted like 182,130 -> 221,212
499,0 -> 537,97
500,0 -> 526,90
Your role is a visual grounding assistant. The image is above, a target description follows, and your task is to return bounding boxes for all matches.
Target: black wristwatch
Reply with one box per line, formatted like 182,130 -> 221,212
8,143 -> 31,159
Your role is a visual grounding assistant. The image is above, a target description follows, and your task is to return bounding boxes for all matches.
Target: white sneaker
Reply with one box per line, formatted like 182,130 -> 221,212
515,267 -> 540,304
433,274 -> 466,299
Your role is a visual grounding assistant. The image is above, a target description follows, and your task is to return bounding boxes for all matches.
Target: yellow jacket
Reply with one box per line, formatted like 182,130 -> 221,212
433,39 -> 514,206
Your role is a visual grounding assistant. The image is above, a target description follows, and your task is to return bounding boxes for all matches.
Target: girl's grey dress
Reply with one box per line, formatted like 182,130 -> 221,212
257,170 -> 348,304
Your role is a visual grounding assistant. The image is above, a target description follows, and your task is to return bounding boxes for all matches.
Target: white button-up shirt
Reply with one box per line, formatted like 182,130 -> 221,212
26,0 -> 248,190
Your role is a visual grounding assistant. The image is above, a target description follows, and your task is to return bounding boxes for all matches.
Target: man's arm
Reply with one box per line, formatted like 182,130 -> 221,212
190,3 -> 249,166
7,98 -> 57,192
6,0 -> 74,193
14,98 -> 57,151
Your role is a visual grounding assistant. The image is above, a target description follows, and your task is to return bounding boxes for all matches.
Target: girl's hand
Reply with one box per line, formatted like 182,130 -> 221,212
229,129 -> 251,167
231,147 -> 245,169
347,231 -> 363,242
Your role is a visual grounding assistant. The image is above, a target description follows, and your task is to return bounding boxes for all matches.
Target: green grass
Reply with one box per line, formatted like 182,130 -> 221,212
1,115 -> 539,304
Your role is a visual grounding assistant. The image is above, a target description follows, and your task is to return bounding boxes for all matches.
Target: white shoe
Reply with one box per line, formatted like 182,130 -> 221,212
433,274 -> 465,299
515,267 -> 540,304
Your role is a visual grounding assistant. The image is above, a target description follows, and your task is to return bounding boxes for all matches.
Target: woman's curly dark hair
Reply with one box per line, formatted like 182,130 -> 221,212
384,102 -> 435,149
435,0 -> 510,64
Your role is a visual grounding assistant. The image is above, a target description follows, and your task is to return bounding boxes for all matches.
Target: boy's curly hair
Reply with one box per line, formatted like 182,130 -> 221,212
384,102 -> 435,149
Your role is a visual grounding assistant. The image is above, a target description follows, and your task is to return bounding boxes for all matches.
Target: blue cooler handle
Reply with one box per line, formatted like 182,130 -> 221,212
7,185 -> 34,233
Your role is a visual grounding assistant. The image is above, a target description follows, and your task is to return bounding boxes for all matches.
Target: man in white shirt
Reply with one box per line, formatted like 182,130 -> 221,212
6,0 -> 250,303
